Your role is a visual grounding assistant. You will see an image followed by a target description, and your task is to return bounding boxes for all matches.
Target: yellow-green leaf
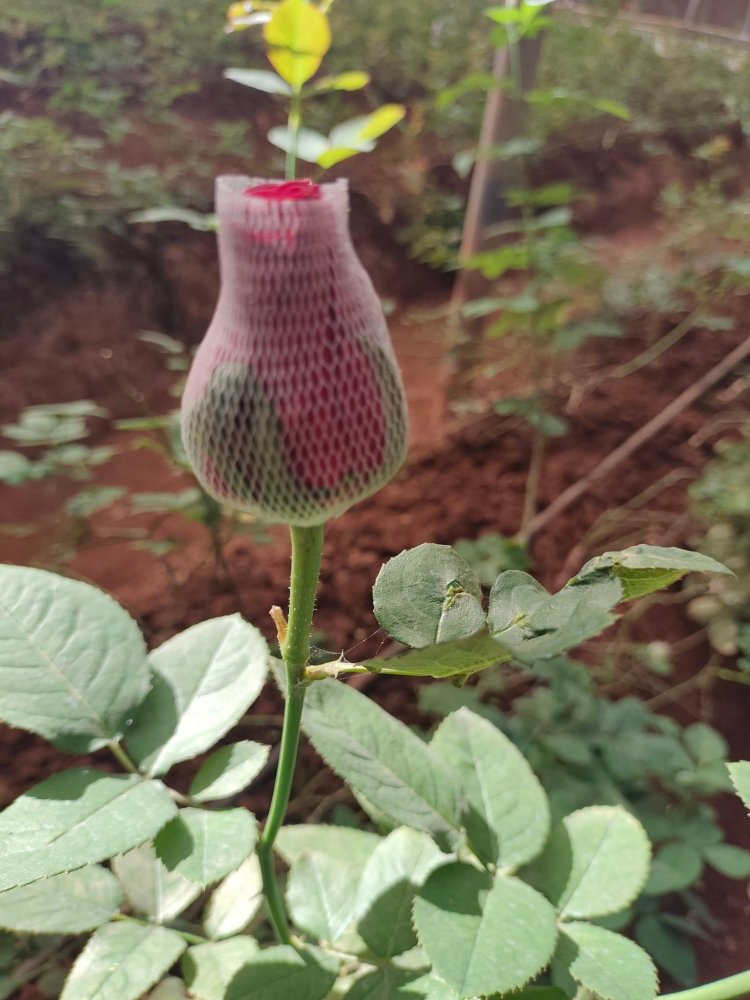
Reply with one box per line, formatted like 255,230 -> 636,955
317,147 -> 360,169
264,0 -> 331,89
357,104 -> 406,140
312,71 -> 370,93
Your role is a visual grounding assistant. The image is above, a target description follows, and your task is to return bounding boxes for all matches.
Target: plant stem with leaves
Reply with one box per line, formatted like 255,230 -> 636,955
257,523 -> 325,943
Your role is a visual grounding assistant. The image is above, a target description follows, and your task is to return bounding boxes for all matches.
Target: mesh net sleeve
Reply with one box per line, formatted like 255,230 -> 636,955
180,176 -> 409,526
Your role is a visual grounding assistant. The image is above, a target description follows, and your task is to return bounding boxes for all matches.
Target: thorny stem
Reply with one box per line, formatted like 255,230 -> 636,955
660,969 -> 750,1000
257,524 -> 325,944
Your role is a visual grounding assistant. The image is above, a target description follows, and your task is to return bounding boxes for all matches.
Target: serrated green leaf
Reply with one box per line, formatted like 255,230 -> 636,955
225,945 -> 337,1000
413,863 -> 557,999
303,680 -> 462,835
203,856 -> 263,940
127,615 -> 268,777
528,807 -> 651,919
354,827 -> 445,958
287,850 -> 359,943
729,761 -> 750,811
373,544 -> 486,648
61,921 -> 185,1000
264,0 -> 331,88
182,939 -> 259,1000
224,68 -> 291,94
0,866 -> 122,934
643,843 -> 703,895
275,824 -> 382,869
635,915 -> 697,988
558,923 -> 658,1000
189,741 -> 269,803
573,545 -> 731,601
431,707 -> 549,868
0,770 -> 176,892
343,968 -> 417,1000
0,565 -> 149,752
344,969 -> 461,999
488,571 -> 620,663
155,808 -> 258,888
112,844 -> 200,924
365,634 -> 506,679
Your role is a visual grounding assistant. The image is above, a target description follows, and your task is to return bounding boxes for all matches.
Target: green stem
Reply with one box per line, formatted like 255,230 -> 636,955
108,740 -> 139,774
258,524 -> 325,944
660,969 -> 750,1000
285,87 -> 303,181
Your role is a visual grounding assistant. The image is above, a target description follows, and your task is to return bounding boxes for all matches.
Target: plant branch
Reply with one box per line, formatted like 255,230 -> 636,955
660,969 -> 750,1000
257,523 -> 325,944
108,740 -> 140,774
525,333 -> 750,539
285,87 -> 303,181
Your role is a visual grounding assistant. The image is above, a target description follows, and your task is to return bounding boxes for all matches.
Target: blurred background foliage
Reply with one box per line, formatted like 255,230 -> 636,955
4,0 -> 750,274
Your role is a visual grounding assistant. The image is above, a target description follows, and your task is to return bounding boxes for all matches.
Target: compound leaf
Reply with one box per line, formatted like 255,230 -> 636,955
0,770 -> 176,892
287,850 -> 359,944
431,707 -> 549,868
373,543 -> 485,648
182,938 -> 259,1000
189,741 -> 269,803
303,679 -> 462,835
354,827 -> 446,958
60,921 -> 186,1000
155,808 -> 258,888
0,565 -> 149,752
0,866 -> 122,935
527,806 -> 651,919
112,844 -> 200,924
203,856 -> 264,940
413,863 -> 557,999
365,634 -> 507,679
127,615 -> 268,777
572,545 -> 730,601
226,945 -> 337,1000
558,922 -> 657,1000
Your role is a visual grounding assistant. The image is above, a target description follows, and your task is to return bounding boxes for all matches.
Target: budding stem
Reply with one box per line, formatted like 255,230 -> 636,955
257,523 -> 325,944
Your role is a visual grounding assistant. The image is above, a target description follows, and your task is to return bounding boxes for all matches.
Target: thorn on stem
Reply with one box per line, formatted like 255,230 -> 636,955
270,605 -> 289,648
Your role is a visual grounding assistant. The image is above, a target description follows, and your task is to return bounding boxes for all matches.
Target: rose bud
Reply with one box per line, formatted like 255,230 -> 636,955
181,175 -> 408,526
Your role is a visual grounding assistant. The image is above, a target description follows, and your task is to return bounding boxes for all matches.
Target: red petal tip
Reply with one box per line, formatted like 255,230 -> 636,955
246,179 -> 322,202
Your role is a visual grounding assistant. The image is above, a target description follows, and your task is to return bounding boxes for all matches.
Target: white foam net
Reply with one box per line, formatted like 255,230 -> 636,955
181,176 -> 408,526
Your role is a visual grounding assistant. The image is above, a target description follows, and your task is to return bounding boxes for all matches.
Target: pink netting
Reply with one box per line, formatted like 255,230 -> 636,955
181,176 -> 408,526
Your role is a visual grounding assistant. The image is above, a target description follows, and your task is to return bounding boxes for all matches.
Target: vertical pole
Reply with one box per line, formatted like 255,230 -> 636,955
446,31 -> 544,400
